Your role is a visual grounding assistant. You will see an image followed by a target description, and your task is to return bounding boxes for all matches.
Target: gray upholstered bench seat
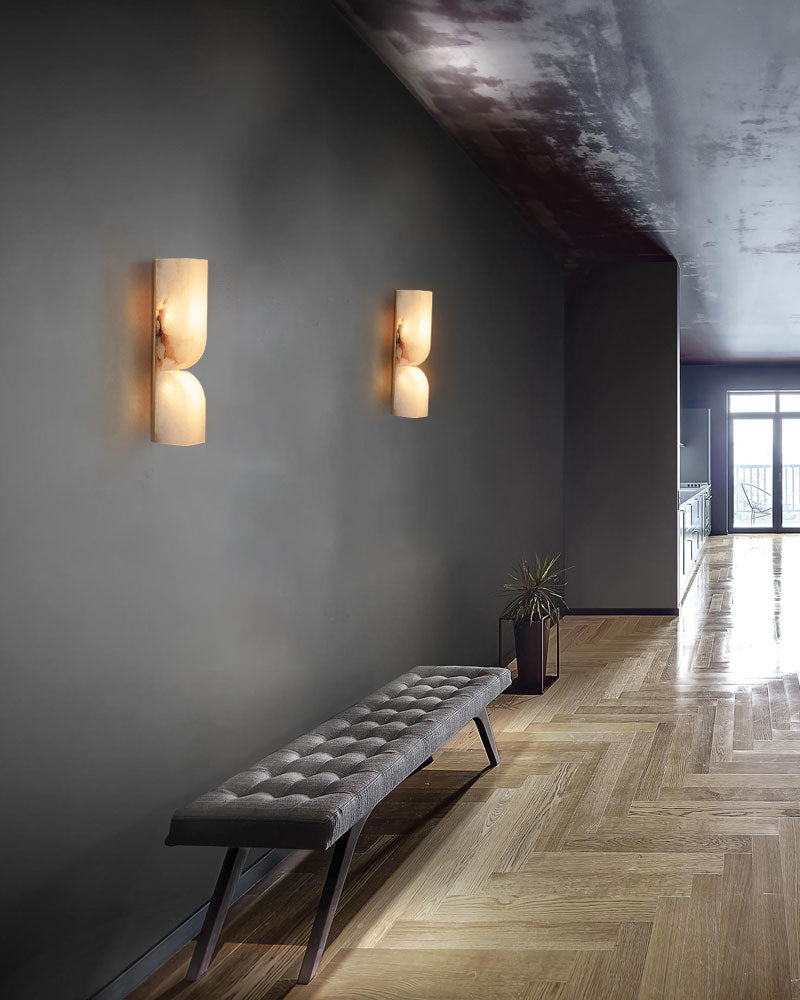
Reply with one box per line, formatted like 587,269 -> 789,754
167,665 -> 510,852
166,664 -> 510,984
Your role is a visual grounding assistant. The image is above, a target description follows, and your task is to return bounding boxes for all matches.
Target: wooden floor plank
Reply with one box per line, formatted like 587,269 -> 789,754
733,692 -> 754,751
636,895 -> 690,999
605,923 -> 653,1000
564,739 -> 633,837
753,684 -> 773,741
294,949 -> 576,1000
689,702 -> 717,774
661,713 -> 695,787
710,695 -> 735,764
755,892 -> 792,1000
636,722 -> 677,799
602,730 -> 657,820
560,950 -> 614,1000
676,873 -> 722,1000
715,852 -> 754,1000
780,818 -> 800,980
770,680 -> 792,730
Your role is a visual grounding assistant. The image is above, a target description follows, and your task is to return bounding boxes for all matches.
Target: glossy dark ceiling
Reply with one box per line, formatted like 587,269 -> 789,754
334,0 -> 800,362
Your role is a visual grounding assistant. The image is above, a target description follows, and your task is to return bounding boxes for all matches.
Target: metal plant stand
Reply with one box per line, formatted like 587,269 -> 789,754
498,615 -> 560,694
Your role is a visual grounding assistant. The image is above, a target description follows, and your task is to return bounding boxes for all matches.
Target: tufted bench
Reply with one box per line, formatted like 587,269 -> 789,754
166,664 -> 510,984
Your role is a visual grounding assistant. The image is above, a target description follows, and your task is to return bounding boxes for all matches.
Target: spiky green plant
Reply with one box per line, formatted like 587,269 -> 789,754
502,555 -> 567,626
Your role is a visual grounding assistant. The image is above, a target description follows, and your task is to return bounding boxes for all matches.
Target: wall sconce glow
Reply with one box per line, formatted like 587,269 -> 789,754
152,258 -> 207,445
392,289 -> 432,418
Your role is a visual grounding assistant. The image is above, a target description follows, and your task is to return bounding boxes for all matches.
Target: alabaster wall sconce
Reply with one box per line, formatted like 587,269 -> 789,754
152,258 -> 207,446
392,289 -> 432,418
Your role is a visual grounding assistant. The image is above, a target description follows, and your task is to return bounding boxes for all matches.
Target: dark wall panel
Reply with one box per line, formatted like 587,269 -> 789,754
0,3 -> 564,997
681,364 -> 800,532
565,262 -> 679,611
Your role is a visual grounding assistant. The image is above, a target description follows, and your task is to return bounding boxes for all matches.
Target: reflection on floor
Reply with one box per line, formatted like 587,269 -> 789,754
133,534 -> 800,1000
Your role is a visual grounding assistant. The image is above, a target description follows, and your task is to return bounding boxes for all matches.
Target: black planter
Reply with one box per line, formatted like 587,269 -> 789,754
513,618 -> 555,694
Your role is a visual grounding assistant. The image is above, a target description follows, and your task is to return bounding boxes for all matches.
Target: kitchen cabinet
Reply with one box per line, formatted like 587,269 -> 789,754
679,484 -> 711,598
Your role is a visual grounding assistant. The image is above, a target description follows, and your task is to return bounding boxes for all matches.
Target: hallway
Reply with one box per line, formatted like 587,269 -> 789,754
134,534 -> 800,999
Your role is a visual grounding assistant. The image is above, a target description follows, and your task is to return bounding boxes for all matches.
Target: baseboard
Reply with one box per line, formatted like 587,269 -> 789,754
87,847 -> 294,1000
567,608 -> 679,616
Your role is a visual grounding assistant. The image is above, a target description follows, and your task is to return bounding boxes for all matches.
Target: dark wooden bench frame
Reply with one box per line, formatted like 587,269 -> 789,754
186,706 -> 500,984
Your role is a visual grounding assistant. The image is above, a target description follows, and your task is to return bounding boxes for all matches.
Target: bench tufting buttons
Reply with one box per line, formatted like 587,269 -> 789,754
214,668 -> 494,803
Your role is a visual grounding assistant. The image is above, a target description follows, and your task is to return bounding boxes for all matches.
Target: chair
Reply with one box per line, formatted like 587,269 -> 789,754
740,483 -> 771,525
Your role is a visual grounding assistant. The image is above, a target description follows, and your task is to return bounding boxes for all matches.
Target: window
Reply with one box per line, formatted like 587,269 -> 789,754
728,392 -> 776,413
780,394 -> 800,412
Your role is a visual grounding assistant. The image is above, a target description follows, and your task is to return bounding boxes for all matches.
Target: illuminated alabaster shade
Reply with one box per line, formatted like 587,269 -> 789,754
393,365 -> 429,419
154,258 -> 207,369
152,258 -> 207,445
392,289 -> 432,418
154,371 -> 206,446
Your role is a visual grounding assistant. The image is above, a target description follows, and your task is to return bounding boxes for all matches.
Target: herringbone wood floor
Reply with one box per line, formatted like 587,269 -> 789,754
133,534 -> 800,999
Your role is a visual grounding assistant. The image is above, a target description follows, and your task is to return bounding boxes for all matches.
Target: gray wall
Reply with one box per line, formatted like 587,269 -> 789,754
0,3 -> 564,998
681,364 -> 800,532
564,262 -> 679,611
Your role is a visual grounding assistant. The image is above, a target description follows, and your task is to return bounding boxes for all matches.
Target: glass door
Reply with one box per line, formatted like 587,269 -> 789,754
731,417 -> 774,529
782,418 -> 800,528
728,391 -> 800,532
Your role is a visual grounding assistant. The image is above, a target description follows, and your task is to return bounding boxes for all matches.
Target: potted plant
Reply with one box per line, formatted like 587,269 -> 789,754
502,555 -> 567,693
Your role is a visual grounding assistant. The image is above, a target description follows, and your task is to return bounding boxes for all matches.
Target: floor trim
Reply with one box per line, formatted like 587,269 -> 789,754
568,608 -> 679,616
87,848 -> 293,1000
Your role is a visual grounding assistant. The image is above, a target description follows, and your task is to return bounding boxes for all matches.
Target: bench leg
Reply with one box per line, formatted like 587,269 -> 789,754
474,708 -> 500,767
186,846 -> 248,981
298,817 -> 367,984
